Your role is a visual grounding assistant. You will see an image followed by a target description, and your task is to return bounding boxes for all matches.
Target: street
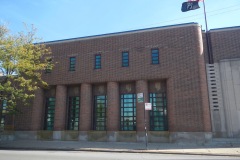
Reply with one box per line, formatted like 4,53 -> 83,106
0,150 -> 238,160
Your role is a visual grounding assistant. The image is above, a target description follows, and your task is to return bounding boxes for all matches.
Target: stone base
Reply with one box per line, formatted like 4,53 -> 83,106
64,131 -> 79,141
213,131 -> 228,138
0,131 -> 15,141
37,131 -> 53,140
14,131 -> 38,140
148,131 -> 169,143
169,132 -> 212,145
5,131 -> 213,144
79,131 -> 88,141
117,131 -> 137,142
107,131 -> 118,142
88,131 -> 107,141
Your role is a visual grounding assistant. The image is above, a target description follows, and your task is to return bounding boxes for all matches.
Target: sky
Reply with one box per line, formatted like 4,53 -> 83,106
0,0 -> 240,42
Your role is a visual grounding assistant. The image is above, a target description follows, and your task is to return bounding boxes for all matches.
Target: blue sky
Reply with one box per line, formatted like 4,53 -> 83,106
1,0 -> 240,42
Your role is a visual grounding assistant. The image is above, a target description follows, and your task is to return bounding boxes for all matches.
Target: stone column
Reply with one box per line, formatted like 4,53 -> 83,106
79,83 -> 92,131
53,85 -> 67,140
31,88 -> 44,131
107,82 -> 119,141
136,80 -> 148,142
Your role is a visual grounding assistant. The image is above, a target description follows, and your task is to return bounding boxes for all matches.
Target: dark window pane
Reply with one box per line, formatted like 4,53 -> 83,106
120,94 -> 136,131
95,54 -> 101,69
67,96 -> 80,130
44,97 -> 55,130
93,95 -> 106,131
151,49 -> 159,64
122,52 -> 129,67
149,92 -> 168,131
69,57 -> 76,71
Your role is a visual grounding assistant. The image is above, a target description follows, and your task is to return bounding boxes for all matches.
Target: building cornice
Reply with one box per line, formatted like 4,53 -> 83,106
42,22 -> 199,45
210,26 -> 240,33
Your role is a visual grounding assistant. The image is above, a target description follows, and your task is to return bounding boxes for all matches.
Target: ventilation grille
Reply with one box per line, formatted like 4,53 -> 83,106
206,64 -> 223,110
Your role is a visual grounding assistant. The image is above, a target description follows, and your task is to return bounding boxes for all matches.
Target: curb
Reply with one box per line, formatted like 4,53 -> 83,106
0,147 -> 240,157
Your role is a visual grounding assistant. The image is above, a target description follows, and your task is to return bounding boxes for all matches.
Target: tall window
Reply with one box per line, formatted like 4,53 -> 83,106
149,93 -> 168,131
0,100 -> 7,129
67,97 -> 80,130
120,94 -> 136,131
95,54 -> 101,69
44,97 -> 55,130
93,95 -> 107,130
151,49 -> 159,64
122,51 -> 129,67
69,57 -> 76,71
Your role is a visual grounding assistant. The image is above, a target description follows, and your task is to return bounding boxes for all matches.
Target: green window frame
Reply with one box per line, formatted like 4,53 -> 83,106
67,96 -> 80,130
44,97 -> 55,130
69,57 -> 76,71
122,51 -> 129,67
151,49 -> 159,64
149,93 -> 168,131
95,54 -> 101,69
93,95 -> 107,131
120,94 -> 136,131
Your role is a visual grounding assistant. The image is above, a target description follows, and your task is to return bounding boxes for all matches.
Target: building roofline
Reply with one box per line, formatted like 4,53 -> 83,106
42,22 -> 199,45
210,26 -> 240,33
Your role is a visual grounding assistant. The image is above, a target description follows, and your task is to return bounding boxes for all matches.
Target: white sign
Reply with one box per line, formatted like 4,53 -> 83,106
145,103 -> 152,110
137,93 -> 144,103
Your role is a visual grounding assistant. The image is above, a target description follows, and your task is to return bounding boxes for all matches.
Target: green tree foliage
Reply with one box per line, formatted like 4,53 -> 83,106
0,24 -> 52,114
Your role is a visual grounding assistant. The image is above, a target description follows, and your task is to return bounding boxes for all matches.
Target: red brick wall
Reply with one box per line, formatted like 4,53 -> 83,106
204,27 -> 240,63
31,88 -> 44,130
107,82 -> 119,131
197,29 -> 211,132
14,23 -> 213,132
79,83 -> 92,131
14,101 -> 33,131
136,80 -> 149,131
54,85 -> 67,130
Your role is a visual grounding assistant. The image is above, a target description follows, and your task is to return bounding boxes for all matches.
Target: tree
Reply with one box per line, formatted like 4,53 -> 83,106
0,24 -> 52,114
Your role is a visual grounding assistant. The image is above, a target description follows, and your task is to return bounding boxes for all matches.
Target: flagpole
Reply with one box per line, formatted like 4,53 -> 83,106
202,0 -> 208,32
183,0 -> 213,63
202,0 -> 213,64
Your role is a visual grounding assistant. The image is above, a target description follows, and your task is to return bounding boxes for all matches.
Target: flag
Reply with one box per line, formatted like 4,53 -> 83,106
181,1 -> 200,12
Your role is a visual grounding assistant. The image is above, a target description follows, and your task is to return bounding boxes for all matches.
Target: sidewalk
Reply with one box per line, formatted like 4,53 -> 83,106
0,139 -> 240,157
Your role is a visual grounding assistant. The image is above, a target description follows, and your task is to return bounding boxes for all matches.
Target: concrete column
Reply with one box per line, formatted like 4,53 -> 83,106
136,80 -> 149,132
220,60 -> 240,137
31,88 -> 44,131
107,82 -> 119,131
53,85 -> 67,131
79,83 -> 92,131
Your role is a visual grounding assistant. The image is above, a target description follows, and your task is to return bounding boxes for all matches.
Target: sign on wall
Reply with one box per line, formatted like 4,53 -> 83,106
137,93 -> 144,103
145,103 -> 152,110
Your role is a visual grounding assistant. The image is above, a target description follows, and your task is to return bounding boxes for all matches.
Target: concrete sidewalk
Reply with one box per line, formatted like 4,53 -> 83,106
0,140 -> 240,157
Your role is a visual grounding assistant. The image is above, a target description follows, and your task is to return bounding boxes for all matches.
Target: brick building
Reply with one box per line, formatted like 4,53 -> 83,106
1,23 -> 240,142
205,26 -> 240,138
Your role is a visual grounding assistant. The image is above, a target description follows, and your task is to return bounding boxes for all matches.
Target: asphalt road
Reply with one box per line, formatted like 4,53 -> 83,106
0,150 -> 239,160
